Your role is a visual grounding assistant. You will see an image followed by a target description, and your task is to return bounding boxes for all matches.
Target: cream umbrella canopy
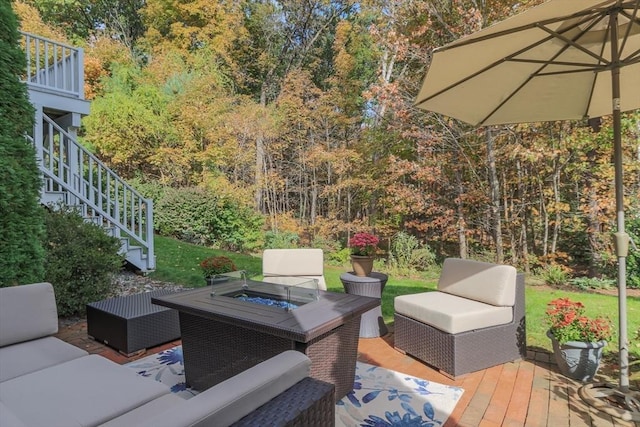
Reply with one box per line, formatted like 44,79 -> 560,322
415,0 -> 639,392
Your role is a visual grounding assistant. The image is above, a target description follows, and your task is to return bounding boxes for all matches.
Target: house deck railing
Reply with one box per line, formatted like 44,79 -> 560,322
20,31 -> 84,99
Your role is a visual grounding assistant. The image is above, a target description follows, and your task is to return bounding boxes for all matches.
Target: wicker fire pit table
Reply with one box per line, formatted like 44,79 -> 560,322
152,277 -> 379,402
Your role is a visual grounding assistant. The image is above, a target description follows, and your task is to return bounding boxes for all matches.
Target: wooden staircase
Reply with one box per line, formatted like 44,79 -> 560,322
20,32 -> 155,272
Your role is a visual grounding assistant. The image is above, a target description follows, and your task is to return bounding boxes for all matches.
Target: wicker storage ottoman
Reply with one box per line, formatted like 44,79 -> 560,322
87,290 -> 181,355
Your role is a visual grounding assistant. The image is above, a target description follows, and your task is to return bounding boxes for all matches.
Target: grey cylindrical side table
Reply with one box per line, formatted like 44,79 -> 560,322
340,272 -> 389,338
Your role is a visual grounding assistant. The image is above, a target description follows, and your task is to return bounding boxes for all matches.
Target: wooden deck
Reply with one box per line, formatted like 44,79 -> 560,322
56,318 -> 639,427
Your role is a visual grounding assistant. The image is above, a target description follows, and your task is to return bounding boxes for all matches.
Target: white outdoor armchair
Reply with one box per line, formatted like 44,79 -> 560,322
262,248 -> 327,291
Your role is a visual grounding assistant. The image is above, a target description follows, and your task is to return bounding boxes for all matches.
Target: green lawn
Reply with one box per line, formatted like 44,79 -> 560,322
149,235 -> 640,358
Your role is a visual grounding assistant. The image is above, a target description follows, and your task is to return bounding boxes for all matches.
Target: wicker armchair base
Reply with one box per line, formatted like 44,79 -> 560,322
394,274 -> 526,378
232,377 -> 335,427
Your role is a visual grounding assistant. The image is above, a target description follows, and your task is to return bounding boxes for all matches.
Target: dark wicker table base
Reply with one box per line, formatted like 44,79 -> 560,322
180,312 -> 361,402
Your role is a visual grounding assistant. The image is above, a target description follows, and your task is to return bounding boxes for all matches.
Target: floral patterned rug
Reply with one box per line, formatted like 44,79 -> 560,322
126,346 -> 464,426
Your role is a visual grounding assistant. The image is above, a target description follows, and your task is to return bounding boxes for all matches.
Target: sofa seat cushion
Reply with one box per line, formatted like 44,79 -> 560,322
394,291 -> 513,334
438,258 -> 517,306
99,394 -> 184,427
0,355 -> 169,427
0,401 -> 27,427
0,337 -> 88,382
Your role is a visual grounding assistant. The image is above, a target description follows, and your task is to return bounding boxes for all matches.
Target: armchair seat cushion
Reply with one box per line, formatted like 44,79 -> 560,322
0,336 -> 88,382
394,291 -> 513,334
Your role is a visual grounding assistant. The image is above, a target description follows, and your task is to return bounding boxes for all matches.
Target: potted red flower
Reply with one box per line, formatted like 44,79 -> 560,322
348,232 -> 380,276
545,297 -> 613,381
199,256 -> 237,285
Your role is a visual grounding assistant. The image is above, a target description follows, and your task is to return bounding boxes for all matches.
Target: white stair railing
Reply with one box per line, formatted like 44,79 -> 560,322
20,32 -> 84,98
37,114 -> 155,271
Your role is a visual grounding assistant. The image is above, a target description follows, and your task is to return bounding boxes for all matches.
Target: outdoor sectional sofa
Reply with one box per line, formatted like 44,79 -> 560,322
0,282 -> 334,427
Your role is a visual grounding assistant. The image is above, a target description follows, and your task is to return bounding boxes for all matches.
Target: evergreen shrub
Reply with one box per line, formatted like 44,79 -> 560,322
44,207 -> 123,316
0,2 -> 45,286
311,236 -> 342,252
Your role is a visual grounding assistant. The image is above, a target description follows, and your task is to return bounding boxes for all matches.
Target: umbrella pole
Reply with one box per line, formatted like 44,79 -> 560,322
578,13 -> 638,420
613,93 -> 629,394
609,11 -> 630,393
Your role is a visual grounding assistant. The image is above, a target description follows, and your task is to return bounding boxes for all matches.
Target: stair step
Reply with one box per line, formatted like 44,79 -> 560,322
41,191 -> 66,205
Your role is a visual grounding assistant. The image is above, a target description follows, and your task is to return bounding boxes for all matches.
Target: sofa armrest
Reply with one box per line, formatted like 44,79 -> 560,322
231,377 -> 334,426
137,350 -> 312,427
0,283 -> 59,347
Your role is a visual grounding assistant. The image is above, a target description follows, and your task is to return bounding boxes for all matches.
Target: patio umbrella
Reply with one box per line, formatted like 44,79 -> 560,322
415,0 -> 640,394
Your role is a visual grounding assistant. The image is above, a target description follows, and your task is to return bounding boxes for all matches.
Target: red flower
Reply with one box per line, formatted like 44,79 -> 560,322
199,256 -> 237,277
546,297 -> 612,344
348,232 -> 380,256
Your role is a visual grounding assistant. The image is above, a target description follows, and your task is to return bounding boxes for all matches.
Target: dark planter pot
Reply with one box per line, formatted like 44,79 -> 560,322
205,275 -> 230,287
547,330 -> 606,382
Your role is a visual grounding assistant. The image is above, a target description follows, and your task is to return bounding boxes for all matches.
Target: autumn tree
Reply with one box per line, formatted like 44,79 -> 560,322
25,0 -> 145,51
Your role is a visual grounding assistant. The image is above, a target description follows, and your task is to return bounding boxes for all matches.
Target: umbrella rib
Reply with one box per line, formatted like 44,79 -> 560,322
417,9 -> 612,108
415,29 -> 565,108
536,21 -> 612,65
618,1 -> 640,55
416,0 -> 640,121
433,3 -> 617,52
509,57 -> 606,70
626,49 -> 640,62
479,13 -> 616,123
478,21 -> 605,124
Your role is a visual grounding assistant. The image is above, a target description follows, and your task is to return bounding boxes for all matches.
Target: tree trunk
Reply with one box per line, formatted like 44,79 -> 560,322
516,160 -> 530,273
487,128 -> 503,263
455,160 -> 468,259
255,87 -> 267,211
540,181 -> 549,256
551,159 -> 561,254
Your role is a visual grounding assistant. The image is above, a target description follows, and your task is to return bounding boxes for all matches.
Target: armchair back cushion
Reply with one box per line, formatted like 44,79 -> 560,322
262,249 -> 326,290
0,283 -> 58,347
438,258 -> 516,306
